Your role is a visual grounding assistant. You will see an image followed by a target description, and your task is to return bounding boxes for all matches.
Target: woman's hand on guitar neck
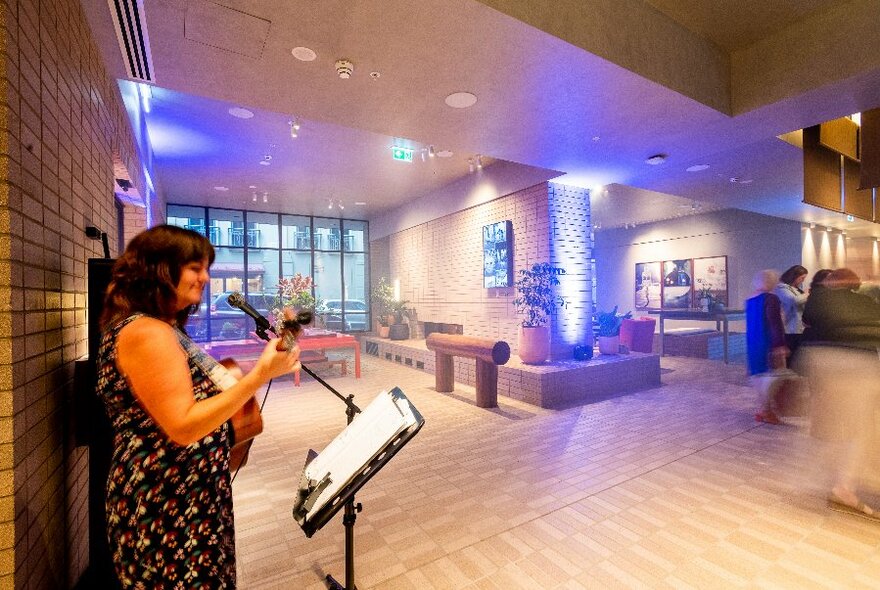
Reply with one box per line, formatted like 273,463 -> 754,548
252,308 -> 304,382
253,338 -> 300,382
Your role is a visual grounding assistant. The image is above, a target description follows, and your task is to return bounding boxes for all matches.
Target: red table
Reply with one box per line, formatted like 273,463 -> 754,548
294,331 -> 361,386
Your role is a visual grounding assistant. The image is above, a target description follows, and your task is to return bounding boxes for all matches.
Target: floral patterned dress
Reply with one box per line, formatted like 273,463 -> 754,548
97,314 -> 236,588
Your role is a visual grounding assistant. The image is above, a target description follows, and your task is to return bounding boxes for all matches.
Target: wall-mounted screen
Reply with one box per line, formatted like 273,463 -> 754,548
483,220 -> 512,288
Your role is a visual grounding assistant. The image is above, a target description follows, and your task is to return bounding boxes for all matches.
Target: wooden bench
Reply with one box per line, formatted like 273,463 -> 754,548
426,333 -> 510,408
299,350 -> 347,377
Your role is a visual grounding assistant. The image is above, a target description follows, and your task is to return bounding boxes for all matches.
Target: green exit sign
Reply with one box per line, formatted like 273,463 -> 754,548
392,147 -> 413,162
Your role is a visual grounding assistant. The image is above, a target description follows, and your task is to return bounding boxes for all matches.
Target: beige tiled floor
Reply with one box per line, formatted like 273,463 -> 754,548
232,355 -> 880,589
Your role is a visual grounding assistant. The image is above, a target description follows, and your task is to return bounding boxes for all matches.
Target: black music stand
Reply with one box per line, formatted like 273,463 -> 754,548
292,387 -> 425,590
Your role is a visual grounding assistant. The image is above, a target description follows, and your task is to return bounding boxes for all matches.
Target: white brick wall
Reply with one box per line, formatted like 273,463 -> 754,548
0,0 -> 160,586
374,182 -> 593,360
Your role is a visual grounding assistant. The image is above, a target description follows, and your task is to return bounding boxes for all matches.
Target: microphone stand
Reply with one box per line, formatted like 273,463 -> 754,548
253,322 -> 362,590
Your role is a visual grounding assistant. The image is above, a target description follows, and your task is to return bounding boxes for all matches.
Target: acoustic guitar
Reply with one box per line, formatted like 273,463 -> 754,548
223,316 -> 305,472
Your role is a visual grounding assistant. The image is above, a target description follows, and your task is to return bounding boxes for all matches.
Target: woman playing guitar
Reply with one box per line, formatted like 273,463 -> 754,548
96,225 -> 301,589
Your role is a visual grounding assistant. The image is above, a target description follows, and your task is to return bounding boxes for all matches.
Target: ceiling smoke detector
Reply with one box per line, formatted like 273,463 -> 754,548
335,59 -> 354,79
645,154 -> 667,166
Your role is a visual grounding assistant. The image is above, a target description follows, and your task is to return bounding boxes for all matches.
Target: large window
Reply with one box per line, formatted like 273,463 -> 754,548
168,205 -> 370,341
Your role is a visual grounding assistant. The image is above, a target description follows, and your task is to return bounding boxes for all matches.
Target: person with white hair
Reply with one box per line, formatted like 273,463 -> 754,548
745,269 -> 788,424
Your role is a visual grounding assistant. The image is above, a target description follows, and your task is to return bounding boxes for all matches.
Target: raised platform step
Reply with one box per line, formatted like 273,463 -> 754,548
659,331 -> 746,361
364,337 -> 661,409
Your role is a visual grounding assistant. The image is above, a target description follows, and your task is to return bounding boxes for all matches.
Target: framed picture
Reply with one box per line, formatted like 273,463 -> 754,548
483,220 -> 512,288
635,261 -> 662,310
693,256 -> 728,305
662,259 -> 693,308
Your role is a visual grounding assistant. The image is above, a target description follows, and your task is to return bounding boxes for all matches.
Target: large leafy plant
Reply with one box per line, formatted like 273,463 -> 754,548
512,262 -> 566,327
595,306 -> 632,337
371,277 -> 396,327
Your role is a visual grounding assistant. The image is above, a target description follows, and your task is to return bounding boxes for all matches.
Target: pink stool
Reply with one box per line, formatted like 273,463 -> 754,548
620,317 -> 656,353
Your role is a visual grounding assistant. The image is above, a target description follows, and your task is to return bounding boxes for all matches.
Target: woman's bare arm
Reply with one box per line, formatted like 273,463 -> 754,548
116,316 -> 298,445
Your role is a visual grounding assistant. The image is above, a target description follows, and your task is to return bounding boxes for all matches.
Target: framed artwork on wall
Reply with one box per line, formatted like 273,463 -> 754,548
482,220 -> 513,288
693,256 -> 728,305
634,261 -> 662,310
662,259 -> 693,308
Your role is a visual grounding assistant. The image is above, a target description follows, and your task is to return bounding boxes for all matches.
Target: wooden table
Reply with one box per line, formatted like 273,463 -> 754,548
649,309 -> 745,363
294,331 -> 361,386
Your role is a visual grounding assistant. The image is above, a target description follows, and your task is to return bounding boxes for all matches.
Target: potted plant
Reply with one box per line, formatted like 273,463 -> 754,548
371,277 -> 395,337
388,299 -> 412,340
595,306 -> 632,354
272,274 -> 322,330
512,262 -> 566,364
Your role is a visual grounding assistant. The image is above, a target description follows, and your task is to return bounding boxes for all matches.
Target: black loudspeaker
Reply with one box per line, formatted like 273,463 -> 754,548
74,258 -> 121,589
573,344 -> 594,361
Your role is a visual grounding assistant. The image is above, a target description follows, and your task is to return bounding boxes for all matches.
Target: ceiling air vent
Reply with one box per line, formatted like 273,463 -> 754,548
107,0 -> 155,83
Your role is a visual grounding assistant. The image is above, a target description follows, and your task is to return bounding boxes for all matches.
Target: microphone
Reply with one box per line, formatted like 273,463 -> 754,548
227,292 -> 271,331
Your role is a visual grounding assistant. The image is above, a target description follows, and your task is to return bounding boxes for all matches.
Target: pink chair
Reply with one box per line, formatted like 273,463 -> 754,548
620,317 -> 656,353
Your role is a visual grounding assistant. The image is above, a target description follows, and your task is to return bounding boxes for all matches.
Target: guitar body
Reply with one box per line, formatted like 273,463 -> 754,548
219,358 -> 263,471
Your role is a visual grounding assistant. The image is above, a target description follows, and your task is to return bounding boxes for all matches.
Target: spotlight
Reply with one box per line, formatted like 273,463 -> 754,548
468,159 -> 475,173
809,222 -> 816,229
252,192 -> 257,202
263,192 -> 268,203
428,145 -> 436,158
826,226 -> 832,232
476,155 -> 483,169
335,58 -> 354,79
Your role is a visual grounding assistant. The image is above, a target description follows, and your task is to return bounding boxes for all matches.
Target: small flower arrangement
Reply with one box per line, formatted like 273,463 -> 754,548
512,262 -> 566,327
271,274 -> 320,329
697,285 -> 714,301
595,306 -> 632,337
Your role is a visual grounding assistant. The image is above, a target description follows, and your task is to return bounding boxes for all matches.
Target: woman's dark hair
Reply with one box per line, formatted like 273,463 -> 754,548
809,268 -> 832,291
779,265 -> 808,286
101,225 -> 215,330
825,267 -> 861,291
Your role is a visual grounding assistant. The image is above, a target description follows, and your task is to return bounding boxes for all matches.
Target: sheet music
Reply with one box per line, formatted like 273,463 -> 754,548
303,388 -> 419,521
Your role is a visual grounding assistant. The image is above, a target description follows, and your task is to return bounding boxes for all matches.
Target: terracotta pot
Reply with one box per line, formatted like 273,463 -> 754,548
518,325 -> 550,364
378,325 -> 390,338
597,335 -> 619,355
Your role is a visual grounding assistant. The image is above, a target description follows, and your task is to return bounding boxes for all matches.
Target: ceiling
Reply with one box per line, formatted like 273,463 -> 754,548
80,0 -> 880,236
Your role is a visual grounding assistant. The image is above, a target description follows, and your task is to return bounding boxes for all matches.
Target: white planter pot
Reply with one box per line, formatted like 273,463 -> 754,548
597,335 -> 619,355
518,325 -> 550,364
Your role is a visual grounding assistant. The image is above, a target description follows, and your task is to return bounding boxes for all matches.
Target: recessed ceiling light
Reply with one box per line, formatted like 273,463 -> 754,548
592,136 -> 601,142
686,164 -> 709,172
445,92 -> 477,108
437,150 -> 453,158
214,186 -> 229,191
291,46 -> 317,61
355,201 -> 366,206
228,107 -> 254,119
645,154 -> 667,166
729,177 -> 753,184
370,71 -> 381,79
